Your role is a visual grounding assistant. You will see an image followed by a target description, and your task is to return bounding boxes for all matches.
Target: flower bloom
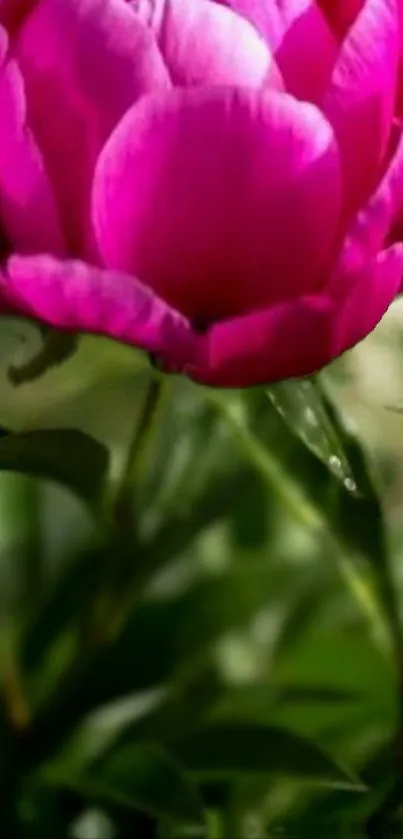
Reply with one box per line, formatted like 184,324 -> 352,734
0,0 -> 402,387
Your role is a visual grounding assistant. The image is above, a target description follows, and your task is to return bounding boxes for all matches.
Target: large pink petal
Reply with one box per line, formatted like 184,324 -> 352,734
0,28 -> 64,254
187,245 -> 403,387
323,0 -> 400,214
1,255 -> 197,369
0,243 -> 400,390
15,0 -> 169,257
93,86 -> 341,323
130,0 -> 281,89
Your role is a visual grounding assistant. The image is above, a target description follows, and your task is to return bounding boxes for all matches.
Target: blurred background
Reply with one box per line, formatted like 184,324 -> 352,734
0,298 -> 403,837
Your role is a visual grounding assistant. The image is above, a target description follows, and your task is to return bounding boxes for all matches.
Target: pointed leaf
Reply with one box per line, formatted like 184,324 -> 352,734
172,721 -> 362,789
266,378 -> 357,492
43,743 -> 204,825
210,387 -> 400,654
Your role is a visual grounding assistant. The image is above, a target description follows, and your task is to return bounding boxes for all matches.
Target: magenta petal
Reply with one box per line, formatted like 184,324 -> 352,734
188,245 -> 403,388
93,86 -> 341,322
2,255 -> 197,368
316,0 -> 364,37
326,129 -> 403,279
275,0 -> 338,103
0,0 -> 34,31
1,243 -> 400,391
220,0 -> 336,102
189,295 -> 336,387
214,0 -> 284,49
0,29 -> 64,254
131,0 -> 281,89
323,0 -> 400,213
15,0 -> 169,255
335,245 -> 403,353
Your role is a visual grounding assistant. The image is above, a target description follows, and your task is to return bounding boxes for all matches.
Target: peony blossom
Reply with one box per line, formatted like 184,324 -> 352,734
0,0 -> 402,387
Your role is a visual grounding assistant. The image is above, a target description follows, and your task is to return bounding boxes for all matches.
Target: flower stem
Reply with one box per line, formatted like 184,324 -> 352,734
113,372 -> 165,531
71,373 -> 166,653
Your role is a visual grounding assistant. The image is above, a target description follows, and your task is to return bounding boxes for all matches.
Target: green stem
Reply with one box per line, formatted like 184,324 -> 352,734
23,375 -> 168,757
221,804 -> 244,839
90,373 -> 166,636
113,373 -> 165,531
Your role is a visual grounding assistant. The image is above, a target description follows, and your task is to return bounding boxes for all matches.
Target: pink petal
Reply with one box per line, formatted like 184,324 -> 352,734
190,295 -> 337,387
274,0 -> 338,102
0,28 -> 64,254
335,244 -> 403,352
131,0 -> 281,90
15,0 -> 169,256
93,86 -> 341,323
316,0 -> 364,37
326,127 -> 403,278
219,0 -> 337,102
213,0 -> 284,49
323,0 -> 400,213
2,255 -> 197,369
188,245 -> 403,387
0,0 -> 34,31
0,242 -> 400,390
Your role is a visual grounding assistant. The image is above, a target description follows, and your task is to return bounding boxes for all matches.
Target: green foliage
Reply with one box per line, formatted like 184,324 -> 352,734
0,429 -> 109,510
0,367 -> 401,837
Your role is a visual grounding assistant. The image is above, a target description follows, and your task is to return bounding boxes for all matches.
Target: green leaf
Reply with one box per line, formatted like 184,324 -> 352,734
212,683 -> 363,723
268,379 -> 391,587
270,632 -> 395,752
20,545 -> 101,674
48,688 -> 169,776
0,429 -> 109,510
211,382 -> 384,563
172,721 -> 363,789
72,563 -> 282,705
274,380 -> 403,662
266,378 -> 357,492
7,329 -> 78,386
20,565 -> 281,763
210,387 -> 401,655
43,743 -> 205,826
208,682 -> 367,758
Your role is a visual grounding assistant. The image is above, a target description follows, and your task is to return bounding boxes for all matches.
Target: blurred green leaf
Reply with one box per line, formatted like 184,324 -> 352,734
171,721 -> 362,789
297,382 -> 403,663
266,378 -> 357,491
274,633 -> 392,698
212,683 -> 364,724
26,563 -> 279,756
72,563 -> 280,703
270,631 -> 395,754
7,329 -> 78,386
211,382 -> 385,568
20,545 -> 100,675
0,430 -> 109,511
251,385 -> 385,564
137,459 -> 261,588
44,742 -> 205,826
211,386 -> 401,658
49,689 -> 169,776
229,469 -> 269,550
206,681 -> 369,767
0,474 -> 43,622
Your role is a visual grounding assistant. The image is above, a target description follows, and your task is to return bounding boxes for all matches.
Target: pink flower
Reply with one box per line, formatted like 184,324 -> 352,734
0,0 -> 402,387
